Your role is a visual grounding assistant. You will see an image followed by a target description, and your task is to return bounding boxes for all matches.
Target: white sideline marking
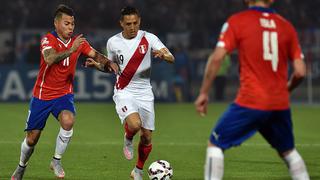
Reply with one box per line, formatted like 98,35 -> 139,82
0,141 -> 319,147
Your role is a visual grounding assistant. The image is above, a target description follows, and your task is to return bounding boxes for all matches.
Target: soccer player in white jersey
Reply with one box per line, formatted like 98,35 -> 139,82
85,6 -> 174,180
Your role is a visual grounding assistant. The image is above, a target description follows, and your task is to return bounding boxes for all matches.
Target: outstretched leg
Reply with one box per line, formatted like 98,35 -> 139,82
281,149 -> 310,180
205,143 -> 224,180
12,130 -> 41,180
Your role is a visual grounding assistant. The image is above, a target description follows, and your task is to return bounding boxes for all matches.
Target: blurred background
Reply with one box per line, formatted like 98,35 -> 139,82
0,0 -> 319,103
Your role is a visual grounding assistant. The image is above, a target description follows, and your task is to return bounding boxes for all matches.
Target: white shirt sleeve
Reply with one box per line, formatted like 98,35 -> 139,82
106,39 -> 115,61
148,33 -> 166,51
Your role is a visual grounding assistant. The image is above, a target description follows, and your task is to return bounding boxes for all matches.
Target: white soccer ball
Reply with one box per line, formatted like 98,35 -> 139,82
148,160 -> 173,180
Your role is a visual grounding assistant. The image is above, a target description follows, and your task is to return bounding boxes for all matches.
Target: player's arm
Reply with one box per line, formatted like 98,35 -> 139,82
287,25 -> 306,92
195,47 -> 228,116
288,59 -> 306,92
43,35 -> 85,66
85,49 -> 119,74
152,48 -> 175,63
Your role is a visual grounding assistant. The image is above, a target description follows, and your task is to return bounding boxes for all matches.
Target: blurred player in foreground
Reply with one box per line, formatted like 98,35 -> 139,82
85,6 -> 174,180
11,4 -> 118,180
194,0 -> 310,179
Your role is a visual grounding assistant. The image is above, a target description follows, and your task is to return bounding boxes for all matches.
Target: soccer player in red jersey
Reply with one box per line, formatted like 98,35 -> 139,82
11,4 -> 118,180
195,0 -> 310,179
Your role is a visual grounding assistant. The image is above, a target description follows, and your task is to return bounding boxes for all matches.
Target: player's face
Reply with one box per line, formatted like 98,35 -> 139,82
120,14 -> 140,39
54,14 -> 75,40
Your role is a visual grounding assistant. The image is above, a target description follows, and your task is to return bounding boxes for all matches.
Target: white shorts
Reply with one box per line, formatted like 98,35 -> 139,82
113,90 -> 155,130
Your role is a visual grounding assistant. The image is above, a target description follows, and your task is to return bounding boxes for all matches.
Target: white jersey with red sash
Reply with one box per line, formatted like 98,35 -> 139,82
107,30 -> 167,100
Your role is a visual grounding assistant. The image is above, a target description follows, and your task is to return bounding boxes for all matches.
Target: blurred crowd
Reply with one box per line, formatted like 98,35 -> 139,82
1,0 -> 320,102
1,0 -> 319,59
1,0 -> 318,37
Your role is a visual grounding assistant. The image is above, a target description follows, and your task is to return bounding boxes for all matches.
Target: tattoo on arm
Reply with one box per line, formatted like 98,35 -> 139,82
93,51 -> 110,65
43,48 -> 72,65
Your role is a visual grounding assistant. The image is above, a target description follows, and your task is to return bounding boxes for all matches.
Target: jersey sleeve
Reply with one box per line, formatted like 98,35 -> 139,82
148,33 -> 166,50
40,35 -> 56,55
288,24 -> 304,61
106,39 -> 115,61
216,18 -> 238,52
80,40 -> 93,56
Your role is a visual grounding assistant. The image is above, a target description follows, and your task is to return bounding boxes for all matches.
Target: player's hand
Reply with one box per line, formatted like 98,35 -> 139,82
106,61 -> 119,74
71,34 -> 86,53
84,58 -> 99,68
152,50 -> 165,59
194,93 -> 209,117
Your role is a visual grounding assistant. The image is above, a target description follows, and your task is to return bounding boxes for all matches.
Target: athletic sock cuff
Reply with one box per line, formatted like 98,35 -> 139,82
207,146 -> 224,159
59,127 -> 73,137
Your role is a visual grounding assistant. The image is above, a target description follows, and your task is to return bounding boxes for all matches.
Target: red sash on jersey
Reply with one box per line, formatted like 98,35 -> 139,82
116,36 -> 149,90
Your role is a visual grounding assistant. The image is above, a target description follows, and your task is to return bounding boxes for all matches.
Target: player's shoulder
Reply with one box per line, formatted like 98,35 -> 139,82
140,30 -> 159,43
41,31 -> 55,41
40,31 -> 57,47
107,32 -> 122,44
142,30 -> 157,38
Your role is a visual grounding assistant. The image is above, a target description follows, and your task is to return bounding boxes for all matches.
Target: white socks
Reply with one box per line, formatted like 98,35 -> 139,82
205,146 -> 224,180
204,146 -> 309,180
283,149 -> 310,180
54,127 -> 73,159
18,127 -> 73,167
19,138 -> 34,166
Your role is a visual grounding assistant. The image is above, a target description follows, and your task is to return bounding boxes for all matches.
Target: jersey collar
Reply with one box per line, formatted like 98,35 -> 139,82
249,6 -> 275,13
51,30 -> 72,46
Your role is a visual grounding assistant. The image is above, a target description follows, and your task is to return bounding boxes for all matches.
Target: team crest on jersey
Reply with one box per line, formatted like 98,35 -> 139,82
139,44 -> 147,54
41,37 -> 49,45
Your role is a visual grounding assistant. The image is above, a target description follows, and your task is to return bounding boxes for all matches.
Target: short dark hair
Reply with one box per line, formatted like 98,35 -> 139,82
54,4 -> 74,20
120,6 -> 140,20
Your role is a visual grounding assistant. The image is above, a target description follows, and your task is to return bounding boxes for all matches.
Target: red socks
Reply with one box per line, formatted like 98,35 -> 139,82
124,123 -> 134,140
136,143 -> 152,169
124,122 -> 152,169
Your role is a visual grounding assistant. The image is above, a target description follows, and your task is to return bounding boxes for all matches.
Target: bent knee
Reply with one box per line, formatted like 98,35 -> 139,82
130,121 -> 142,131
26,137 -> 38,146
125,115 -> 142,132
59,111 -> 75,130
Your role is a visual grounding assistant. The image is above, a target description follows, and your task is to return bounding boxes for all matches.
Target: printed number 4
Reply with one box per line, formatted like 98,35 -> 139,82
63,57 -> 70,66
263,31 -> 278,72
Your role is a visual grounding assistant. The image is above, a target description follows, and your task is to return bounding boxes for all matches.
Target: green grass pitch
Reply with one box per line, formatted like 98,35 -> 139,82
0,103 -> 319,179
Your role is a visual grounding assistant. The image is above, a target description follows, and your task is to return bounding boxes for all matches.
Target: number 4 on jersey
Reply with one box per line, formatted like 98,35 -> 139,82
263,31 -> 278,72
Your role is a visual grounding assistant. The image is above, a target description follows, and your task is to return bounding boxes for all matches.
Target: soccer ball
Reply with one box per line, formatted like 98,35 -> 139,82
148,160 -> 173,180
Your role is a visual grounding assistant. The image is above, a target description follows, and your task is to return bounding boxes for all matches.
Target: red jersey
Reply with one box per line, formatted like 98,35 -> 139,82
33,31 -> 92,100
217,7 -> 303,110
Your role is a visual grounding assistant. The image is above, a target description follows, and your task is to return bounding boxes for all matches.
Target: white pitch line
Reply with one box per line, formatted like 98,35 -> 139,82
0,141 -> 320,147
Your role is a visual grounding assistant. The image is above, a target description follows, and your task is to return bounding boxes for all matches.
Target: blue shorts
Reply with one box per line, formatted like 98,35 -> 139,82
25,94 -> 76,131
210,103 -> 294,153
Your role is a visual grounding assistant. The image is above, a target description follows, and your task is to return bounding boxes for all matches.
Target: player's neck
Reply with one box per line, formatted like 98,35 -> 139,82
248,2 -> 269,8
56,32 -> 70,43
121,32 -> 136,40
